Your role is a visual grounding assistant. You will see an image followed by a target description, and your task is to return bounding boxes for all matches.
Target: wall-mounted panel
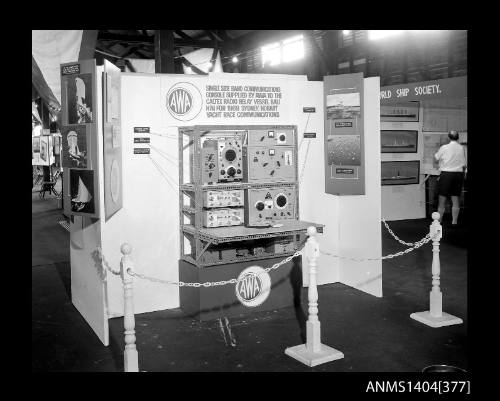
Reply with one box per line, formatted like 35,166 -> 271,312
324,73 -> 365,195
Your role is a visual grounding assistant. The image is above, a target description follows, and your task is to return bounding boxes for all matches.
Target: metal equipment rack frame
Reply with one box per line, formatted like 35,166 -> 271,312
178,125 -> 322,267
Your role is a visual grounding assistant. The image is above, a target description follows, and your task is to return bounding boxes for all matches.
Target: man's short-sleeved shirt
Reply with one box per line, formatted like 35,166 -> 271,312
434,141 -> 466,172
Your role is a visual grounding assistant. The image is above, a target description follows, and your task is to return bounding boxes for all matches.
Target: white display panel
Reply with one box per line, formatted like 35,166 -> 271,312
381,106 -> 426,221
337,77 -> 382,297
73,71 -> 383,342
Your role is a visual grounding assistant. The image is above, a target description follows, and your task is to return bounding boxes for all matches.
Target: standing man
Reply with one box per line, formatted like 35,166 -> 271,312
434,130 -> 467,225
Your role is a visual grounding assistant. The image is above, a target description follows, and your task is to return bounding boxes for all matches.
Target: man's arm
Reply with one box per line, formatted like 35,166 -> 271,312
434,146 -> 443,161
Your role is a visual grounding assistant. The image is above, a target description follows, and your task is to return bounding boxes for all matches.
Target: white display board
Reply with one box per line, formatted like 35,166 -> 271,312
338,77 -> 382,297
381,106 -> 426,221
69,70 -> 383,344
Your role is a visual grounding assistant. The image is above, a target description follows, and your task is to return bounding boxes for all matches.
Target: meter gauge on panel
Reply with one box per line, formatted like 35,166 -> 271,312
274,192 -> 289,209
276,131 -> 287,145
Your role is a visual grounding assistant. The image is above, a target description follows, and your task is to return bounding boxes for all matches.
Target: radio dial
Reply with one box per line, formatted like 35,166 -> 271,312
255,201 -> 265,211
224,149 -> 237,162
227,167 -> 236,177
275,194 -> 287,209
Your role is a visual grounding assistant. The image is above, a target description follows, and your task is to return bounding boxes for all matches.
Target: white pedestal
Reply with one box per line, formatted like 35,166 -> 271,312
410,311 -> 463,328
285,344 -> 344,367
124,349 -> 139,372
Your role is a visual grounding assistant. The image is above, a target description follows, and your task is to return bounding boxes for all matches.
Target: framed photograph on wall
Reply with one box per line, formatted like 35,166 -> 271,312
40,140 -> 47,162
326,92 -> 361,120
381,130 -> 418,153
66,73 -> 93,124
33,137 -> 40,153
381,160 -> 420,185
70,169 -> 95,214
327,134 -> 361,166
381,101 -> 420,122
61,125 -> 88,168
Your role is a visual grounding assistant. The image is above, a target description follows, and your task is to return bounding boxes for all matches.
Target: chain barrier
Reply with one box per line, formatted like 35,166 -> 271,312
97,247 -> 121,276
102,220 -> 438,284
106,250 -> 303,288
381,218 -> 430,247
320,231 -> 435,261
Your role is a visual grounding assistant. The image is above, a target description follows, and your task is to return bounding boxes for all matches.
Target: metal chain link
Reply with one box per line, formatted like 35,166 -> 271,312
381,218 -> 431,247
100,220 -> 437,284
127,251 -> 303,287
97,247 -> 121,276
320,232 -> 434,261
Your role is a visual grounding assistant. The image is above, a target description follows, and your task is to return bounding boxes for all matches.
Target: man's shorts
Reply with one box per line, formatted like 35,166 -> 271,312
438,171 -> 464,197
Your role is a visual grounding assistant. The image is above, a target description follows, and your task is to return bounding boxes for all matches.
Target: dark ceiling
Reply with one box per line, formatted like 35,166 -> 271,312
96,30 -> 256,63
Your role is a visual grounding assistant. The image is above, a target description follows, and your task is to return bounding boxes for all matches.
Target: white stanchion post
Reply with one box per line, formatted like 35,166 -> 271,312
120,243 -> 139,372
410,213 -> 463,328
285,226 -> 344,367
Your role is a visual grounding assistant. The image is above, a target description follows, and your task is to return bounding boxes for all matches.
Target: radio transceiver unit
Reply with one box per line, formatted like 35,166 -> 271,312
203,208 -> 244,228
246,127 -> 296,147
201,140 -> 218,184
218,136 -> 243,182
243,146 -> 296,183
200,132 -> 243,184
202,189 -> 244,208
244,186 -> 296,226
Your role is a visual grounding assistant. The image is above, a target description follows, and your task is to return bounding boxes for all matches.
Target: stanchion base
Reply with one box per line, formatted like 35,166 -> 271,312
410,311 -> 463,328
124,349 -> 139,372
285,343 -> 344,367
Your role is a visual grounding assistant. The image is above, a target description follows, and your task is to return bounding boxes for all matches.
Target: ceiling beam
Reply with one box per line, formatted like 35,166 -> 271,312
120,45 -> 140,59
155,30 -> 175,73
32,55 -> 60,112
174,30 -> 192,40
79,30 -> 99,60
98,32 -> 218,49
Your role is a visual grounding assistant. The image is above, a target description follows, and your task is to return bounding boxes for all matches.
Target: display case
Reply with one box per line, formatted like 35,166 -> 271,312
178,125 -> 323,268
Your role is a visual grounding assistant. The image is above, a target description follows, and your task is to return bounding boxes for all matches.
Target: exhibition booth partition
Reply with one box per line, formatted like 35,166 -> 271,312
60,59 -> 381,346
380,76 -> 467,221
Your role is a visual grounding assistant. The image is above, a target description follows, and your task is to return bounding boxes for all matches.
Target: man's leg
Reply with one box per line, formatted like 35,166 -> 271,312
437,195 -> 446,222
451,196 -> 460,225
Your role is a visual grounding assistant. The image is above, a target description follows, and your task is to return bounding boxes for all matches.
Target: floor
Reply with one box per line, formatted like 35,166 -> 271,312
32,190 -> 467,372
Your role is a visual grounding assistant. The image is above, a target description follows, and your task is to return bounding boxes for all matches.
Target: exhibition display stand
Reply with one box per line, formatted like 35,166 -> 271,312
380,76 -> 467,221
60,60 -> 382,346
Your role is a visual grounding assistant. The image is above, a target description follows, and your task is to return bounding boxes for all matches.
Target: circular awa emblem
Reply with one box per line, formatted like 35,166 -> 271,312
235,266 -> 271,308
166,82 -> 202,121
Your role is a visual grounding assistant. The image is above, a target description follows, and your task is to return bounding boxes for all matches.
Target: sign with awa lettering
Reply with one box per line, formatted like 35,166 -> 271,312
166,82 -> 203,121
235,266 -> 271,307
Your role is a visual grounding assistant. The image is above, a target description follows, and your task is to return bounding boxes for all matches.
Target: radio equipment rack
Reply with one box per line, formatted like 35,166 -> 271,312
178,125 -> 323,267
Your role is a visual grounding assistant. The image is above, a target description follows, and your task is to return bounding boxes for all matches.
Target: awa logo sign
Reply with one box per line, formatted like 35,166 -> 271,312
235,266 -> 271,307
166,82 -> 202,121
